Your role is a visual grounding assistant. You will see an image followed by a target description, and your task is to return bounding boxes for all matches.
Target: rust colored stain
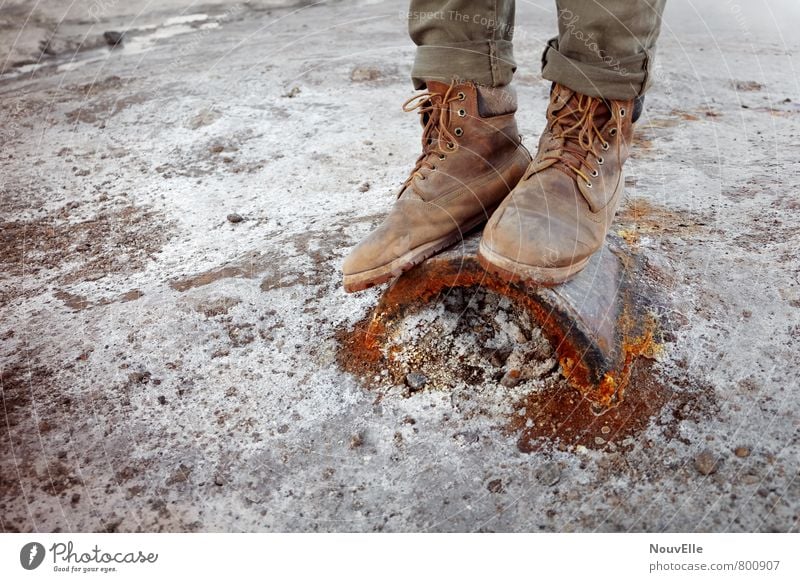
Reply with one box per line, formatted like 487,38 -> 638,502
510,358 -> 668,452
616,199 -> 711,247
170,265 -> 252,292
335,317 -> 387,379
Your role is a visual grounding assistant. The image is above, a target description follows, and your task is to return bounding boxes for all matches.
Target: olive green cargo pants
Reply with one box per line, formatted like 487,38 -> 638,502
407,0 -> 666,100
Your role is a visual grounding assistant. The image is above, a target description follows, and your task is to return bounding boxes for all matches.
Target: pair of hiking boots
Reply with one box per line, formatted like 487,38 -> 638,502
342,80 -> 638,292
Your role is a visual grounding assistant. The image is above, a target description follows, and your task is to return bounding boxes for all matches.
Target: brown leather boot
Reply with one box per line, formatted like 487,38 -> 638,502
342,80 -> 531,293
478,83 -> 635,285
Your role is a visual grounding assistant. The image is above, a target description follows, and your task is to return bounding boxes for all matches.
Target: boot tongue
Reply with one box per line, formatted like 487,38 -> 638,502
550,89 -> 611,173
418,81 -> 452,149
558,91 -> 611,131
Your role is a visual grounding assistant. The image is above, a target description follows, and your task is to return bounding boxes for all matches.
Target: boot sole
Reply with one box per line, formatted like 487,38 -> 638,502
476,241 -> 589,286
343,209 -> 495,293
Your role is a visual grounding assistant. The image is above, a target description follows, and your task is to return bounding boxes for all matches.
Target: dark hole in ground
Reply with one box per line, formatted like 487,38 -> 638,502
381,286 -> 561,391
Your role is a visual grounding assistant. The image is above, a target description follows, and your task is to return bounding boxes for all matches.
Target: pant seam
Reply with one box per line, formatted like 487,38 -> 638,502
640,48 -> 652,95
490,0 -> 498,85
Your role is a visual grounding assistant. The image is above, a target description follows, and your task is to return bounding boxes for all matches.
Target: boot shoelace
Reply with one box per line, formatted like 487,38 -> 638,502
540,93 -> 624,189
400,80 -> 465,188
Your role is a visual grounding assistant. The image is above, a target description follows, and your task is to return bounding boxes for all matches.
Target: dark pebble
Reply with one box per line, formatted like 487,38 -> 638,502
128,371 -> 151,384
103,31 -> 125,46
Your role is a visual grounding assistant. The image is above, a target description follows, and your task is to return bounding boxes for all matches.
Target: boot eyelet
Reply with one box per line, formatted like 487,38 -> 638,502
439,154 -> 447,160
619,108 -> 626,117
584,181 -> 593,188
454,127 -> 463,136
602,142 -> 610,150
597,156 -> 604,164
457,109 -> 466,117
457,91 -> 466,101
447,142 -> 456,150
591,170 -> 599,177
609,128 -> 618,136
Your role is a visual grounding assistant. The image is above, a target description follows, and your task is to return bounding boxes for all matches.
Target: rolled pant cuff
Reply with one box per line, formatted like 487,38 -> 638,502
541,37 -> 652,100
411,40 -> 516,89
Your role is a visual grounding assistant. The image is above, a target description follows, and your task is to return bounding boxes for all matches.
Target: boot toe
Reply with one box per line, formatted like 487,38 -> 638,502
342,226 -> 413,276
482,206 -> 528,262
483,205 -> 554,267
483,204 -> 592,269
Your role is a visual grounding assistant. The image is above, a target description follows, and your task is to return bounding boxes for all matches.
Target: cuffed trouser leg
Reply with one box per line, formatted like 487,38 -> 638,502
408,0 -> 516,89
542,0 -> 667,100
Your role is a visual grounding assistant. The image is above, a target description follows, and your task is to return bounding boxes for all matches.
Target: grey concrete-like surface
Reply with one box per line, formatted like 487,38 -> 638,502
1,0 -> 798,532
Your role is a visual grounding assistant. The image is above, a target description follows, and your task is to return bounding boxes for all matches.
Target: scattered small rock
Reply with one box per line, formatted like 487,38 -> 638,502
349,432 -> 364,449
226,213 -> 243,223
358,182 -> 370,193
405,371 -> 427,392
453,430 -> 479,444
734,446 -> 751,458
283,86 -> 301,98
103,31 -> 125,46
535,462 -> 561,486
487,478 -> 504,493
213,474 -> 224,487
128,371 -> 151,385
350,67 -> 382,82
500,368 -> 521,388
732,80 -> 763,92
157,395 -> 167,405
694,449 -> 719,475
